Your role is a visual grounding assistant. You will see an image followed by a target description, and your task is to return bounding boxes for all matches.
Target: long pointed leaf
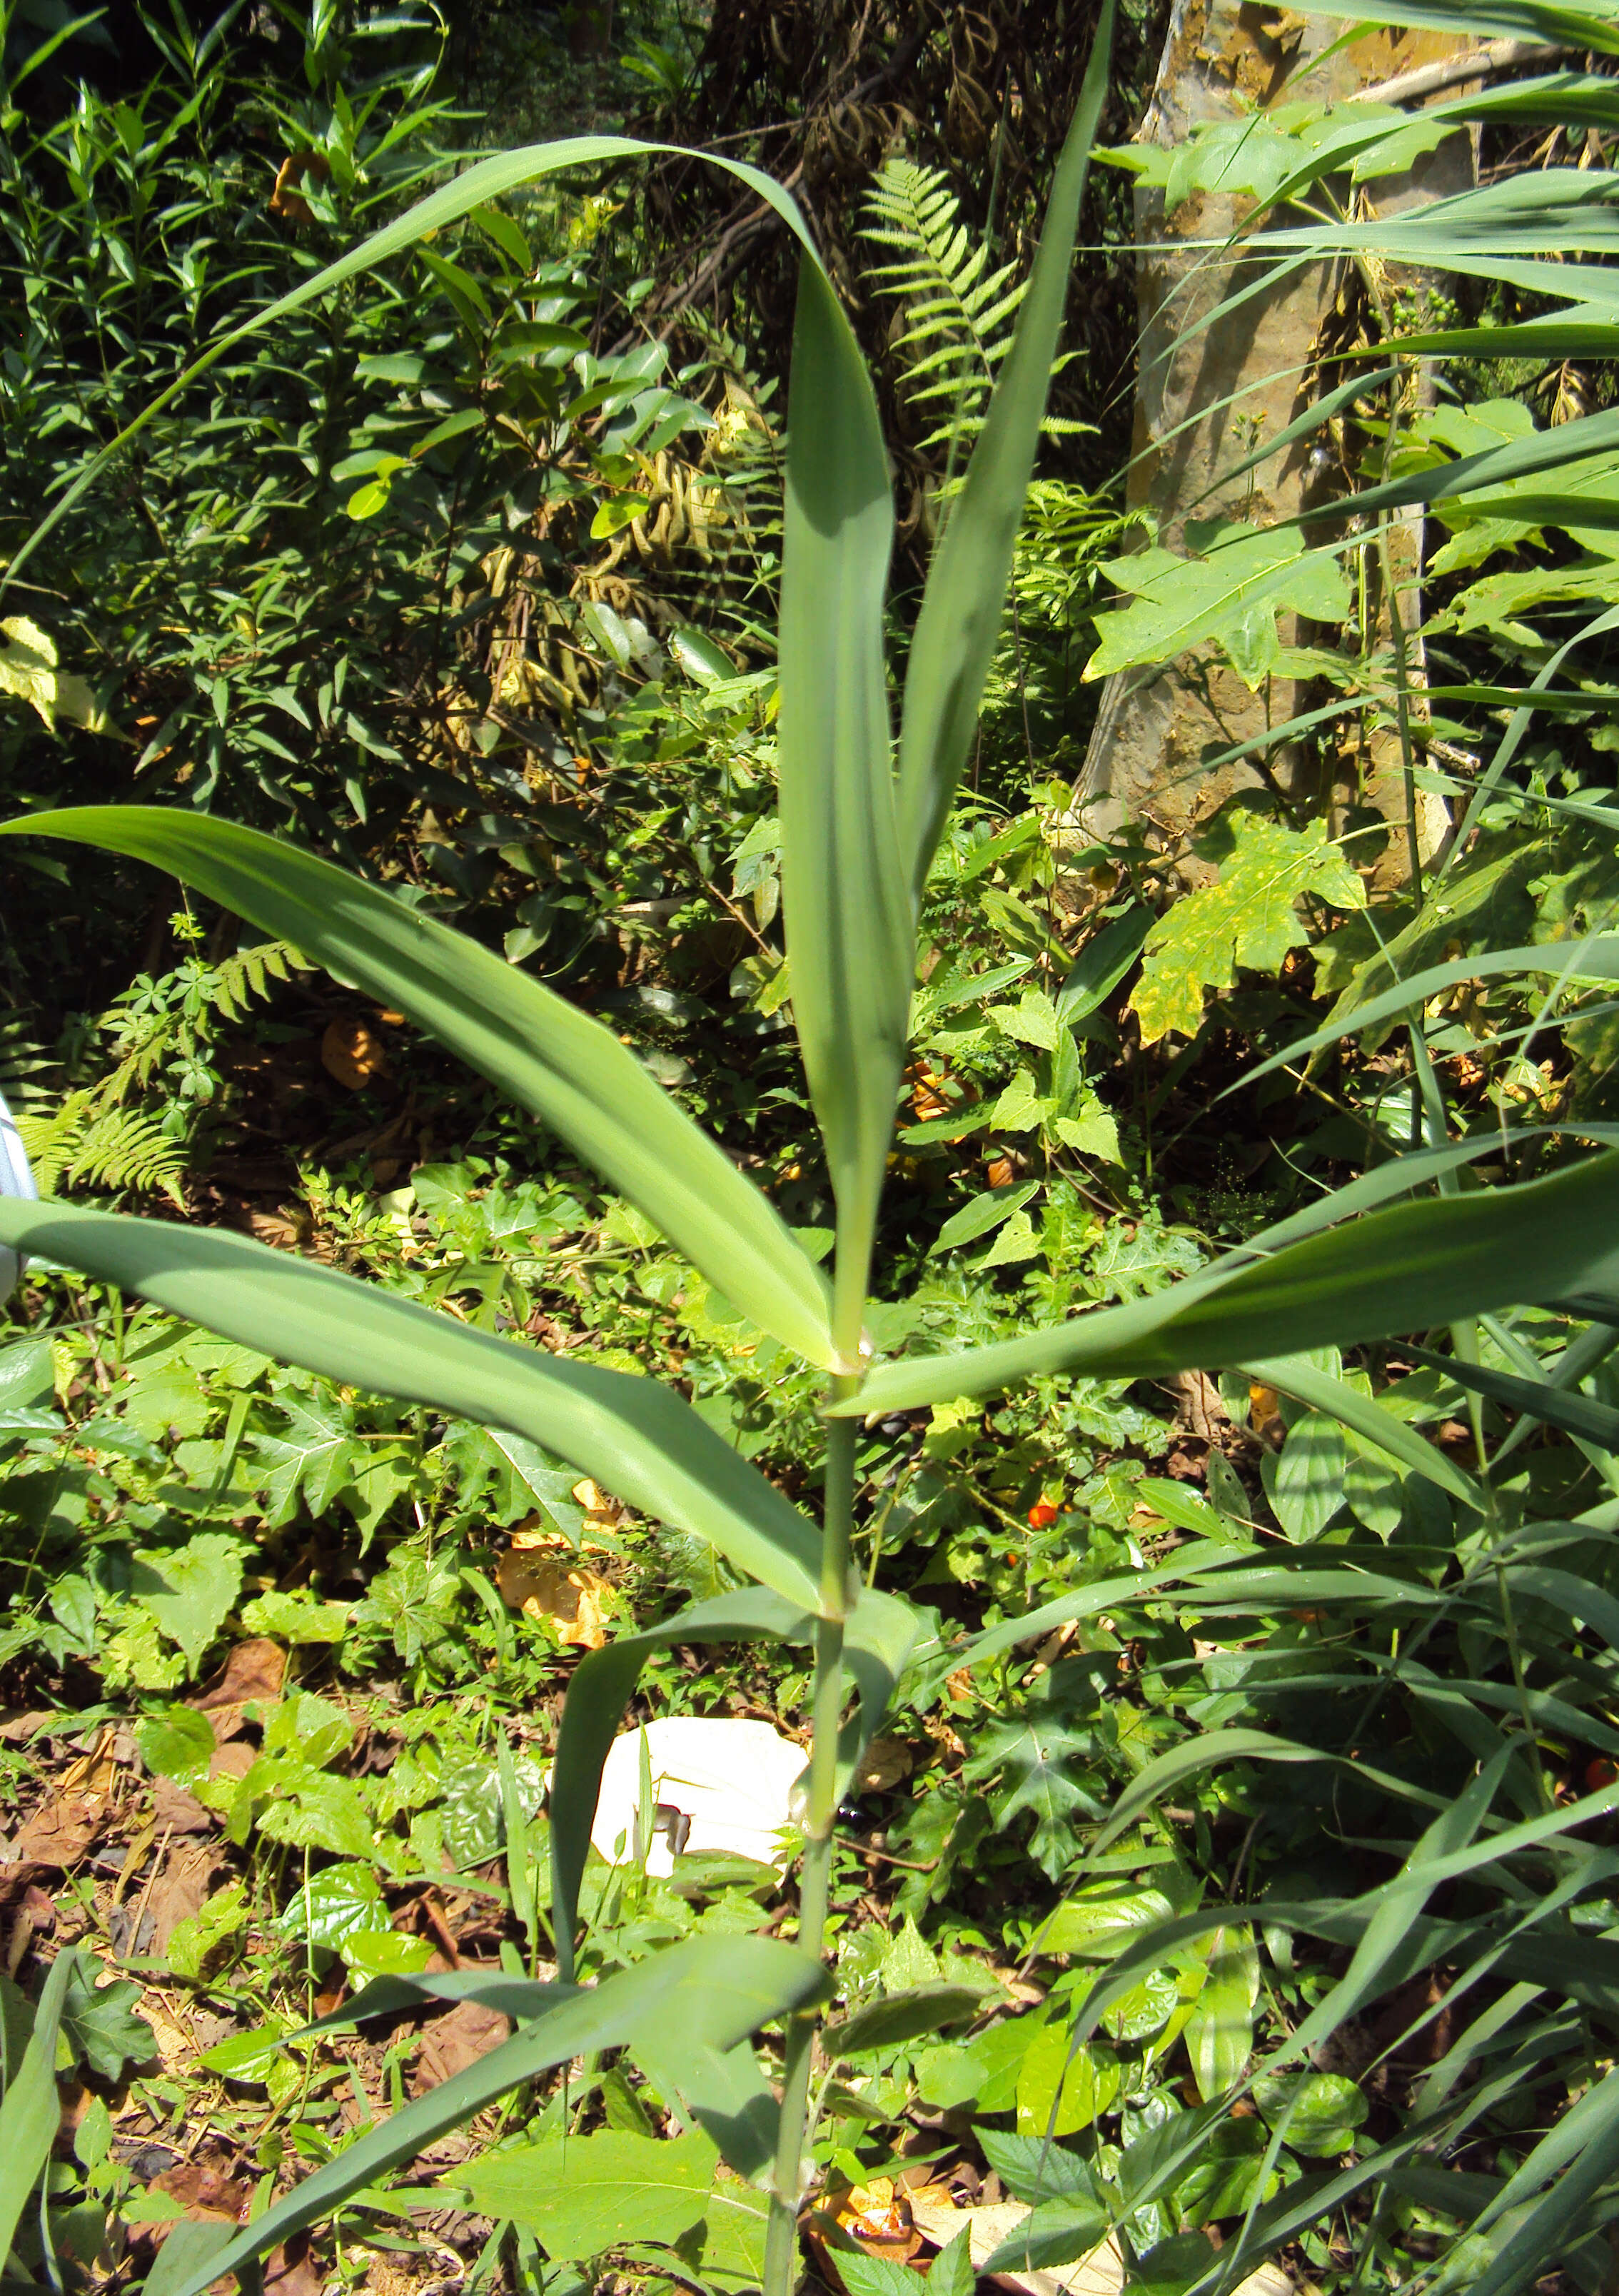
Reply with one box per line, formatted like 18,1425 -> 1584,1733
1288,0 -> 1619,51
838,1149 -> 1619,1414
159,1935 -> 830,2296
778,264 -> 912,1351
1241,1351 -> 1483,1510
0,809 -> 834,1369
0,1202 -> 823,1610
1405,1344 -> 1619,1450
0,1949 -> 74,2272
894,0 -> 1114,897
1235,937 -> 1619,1089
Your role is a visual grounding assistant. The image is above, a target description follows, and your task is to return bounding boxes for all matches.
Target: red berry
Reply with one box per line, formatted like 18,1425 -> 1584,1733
1586,1757 -> 1618,1791
1028,1501 -> 1059,1529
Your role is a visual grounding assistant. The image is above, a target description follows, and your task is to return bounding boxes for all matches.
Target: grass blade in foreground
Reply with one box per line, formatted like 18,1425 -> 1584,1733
777,263 -> 911,1350
0,1947 -> 73,2272
894,0 -> 1114,896
0,810 -> 835,1369
157,1937 -> 830,2296
838,1150 -> 1619,1412
0,1202 -> 824,1611
1286,0 -> 1619,51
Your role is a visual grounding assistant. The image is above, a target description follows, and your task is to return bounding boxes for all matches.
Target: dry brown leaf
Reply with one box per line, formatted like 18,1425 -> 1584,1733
193,1638 -> 286,1721
411,1994 -> 512,2094
359,2252 -> 423,2296
321,1016 -> 390,1091
246,1210 -> 305,1251
0,1711 -> 58,1746
834,2180 -> 923,2263
149,2155 -> 251,2229
494,1549 -> 607,1649
59,1726 -> 119,1801
263,2237 -> 324,2296
151,1776 -> 215,1836
138,1993 -> 231,2080
858,1738 -> 915,1793
144,1842 -> 218,1955
11,1792 -> 101,1870
269,151 -> 332,228
568,1477 -> 625,1536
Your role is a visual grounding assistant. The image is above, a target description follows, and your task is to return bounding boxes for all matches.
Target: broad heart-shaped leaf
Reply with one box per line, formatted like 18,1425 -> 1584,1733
838,1148 -> 1619,1416
128,1533 -> 244,1673
547,1586 -> 918,1979
894,0 -> 1115,898
778,261 -> 912,1350
0,1202 -> 822,1613
156,1935 -> 831,2296
1083,524 -> 1348,685
1,809 -> 834,1371
1129,813 -> 1365,1045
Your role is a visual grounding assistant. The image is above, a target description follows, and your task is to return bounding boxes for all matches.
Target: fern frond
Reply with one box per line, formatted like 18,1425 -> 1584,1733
862,158 -> 1071,461
211,939 -> 296,1022
19,1092 -> 188,1207
0,1010 -> 59,1109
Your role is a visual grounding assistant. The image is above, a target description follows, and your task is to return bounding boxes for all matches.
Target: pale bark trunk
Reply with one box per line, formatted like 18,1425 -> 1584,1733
1071,3 -> 1475,880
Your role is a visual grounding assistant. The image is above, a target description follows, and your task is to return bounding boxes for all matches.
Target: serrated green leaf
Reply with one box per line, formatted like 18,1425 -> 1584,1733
934,1182 -> 1039,1252
982,2196 -> 1109,2273
1129,815 -> 1365,1044
129,1533 -> 245,1673
58,1957 -> 155,2081
1085,525 -> 1348,683
982,1209 -> 1041,1267
166,1885 -> 251,1983
136,1704 -> 215,1786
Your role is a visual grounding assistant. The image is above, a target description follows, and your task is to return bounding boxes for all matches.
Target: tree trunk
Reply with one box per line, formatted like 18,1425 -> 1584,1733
1072,1 -> 1476,877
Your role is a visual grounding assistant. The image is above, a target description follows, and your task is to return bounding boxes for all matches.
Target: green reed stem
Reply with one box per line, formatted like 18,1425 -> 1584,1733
763,1396 -> 857,2296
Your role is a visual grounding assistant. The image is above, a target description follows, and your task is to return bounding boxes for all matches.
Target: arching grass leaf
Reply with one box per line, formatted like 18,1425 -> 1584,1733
839,1150 -> 1619,1414
778,265 -> 911,1349
0,810 -> 835,1369
0,1202 -> 823,1611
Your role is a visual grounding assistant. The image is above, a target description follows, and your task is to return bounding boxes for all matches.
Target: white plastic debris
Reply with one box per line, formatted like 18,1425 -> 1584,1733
0,1087 -> 37,1304
587,1716 -> 810,1878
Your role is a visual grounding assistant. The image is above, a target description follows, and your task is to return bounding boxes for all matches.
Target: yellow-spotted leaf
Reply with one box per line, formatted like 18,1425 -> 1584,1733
1129,813 -> 1366,1044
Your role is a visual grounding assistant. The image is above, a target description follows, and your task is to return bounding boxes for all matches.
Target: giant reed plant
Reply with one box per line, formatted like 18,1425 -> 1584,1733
11,3 -> 1619,2287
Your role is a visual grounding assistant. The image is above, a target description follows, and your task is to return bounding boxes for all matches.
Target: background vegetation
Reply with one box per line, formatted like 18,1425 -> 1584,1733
5,3 -> 1619,2295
